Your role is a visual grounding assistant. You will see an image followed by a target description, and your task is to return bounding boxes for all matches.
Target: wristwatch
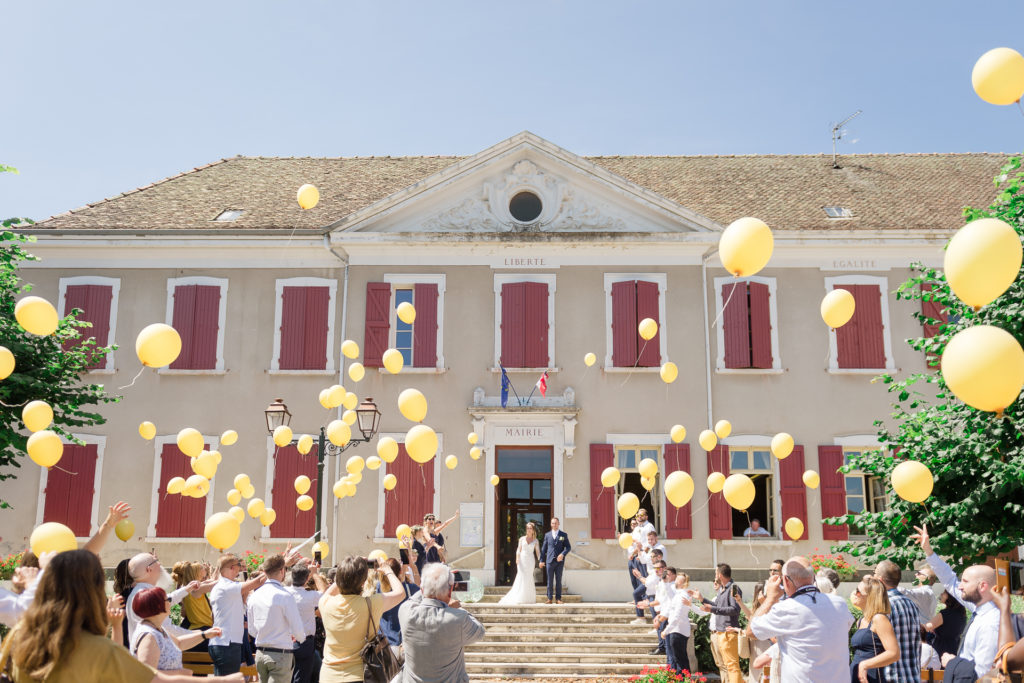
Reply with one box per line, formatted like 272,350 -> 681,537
202,631 -> 209,641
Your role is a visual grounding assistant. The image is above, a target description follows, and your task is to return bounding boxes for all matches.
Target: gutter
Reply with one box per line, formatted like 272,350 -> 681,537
322,233 -> 350,562
700,245 -> 719,569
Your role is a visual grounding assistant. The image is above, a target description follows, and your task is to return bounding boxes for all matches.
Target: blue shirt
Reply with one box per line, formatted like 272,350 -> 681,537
378,581 -> 419,647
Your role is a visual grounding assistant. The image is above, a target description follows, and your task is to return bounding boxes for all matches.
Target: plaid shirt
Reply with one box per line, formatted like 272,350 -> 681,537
884,588 -> 922,682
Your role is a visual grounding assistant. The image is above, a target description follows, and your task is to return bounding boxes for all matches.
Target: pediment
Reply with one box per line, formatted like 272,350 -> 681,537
327,132 -> 721,236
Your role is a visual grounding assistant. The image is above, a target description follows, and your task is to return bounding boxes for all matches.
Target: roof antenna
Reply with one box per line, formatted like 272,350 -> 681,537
831,110 -> 862,169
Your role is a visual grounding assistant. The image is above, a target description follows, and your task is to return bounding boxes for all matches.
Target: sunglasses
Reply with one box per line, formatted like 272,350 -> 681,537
146,559 -> 160,570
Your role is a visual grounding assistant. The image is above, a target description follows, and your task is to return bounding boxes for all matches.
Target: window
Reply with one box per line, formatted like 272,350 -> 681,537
394,288 -> 414,366
265,442 -> 317,539
728,447 -> 775,537
272,277 -> 337,373
843,448 -> 888,534
509,191 -> 543,223
825,275 -> 895,371
378,433 -> 442,538
364,276 -> 445,371
58,277 -> 119,371
823,206 -> 854,218
494,274 -> 555,370
604,274 -> 667,369
614,445 -> 661,533
36,436 -> 104,538
714,276 -> 780,371
214,209 -> 244,222
148,436 -> 215,538
166,277 -> 228,372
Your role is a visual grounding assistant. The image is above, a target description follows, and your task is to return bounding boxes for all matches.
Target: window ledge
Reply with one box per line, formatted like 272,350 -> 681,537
601,366 -> 660,374
157,368 -> 228,376
489,367 -> 560,374
258,537 -> 309,544
372,538 -> 404,544
715,368 -> 785,375
268,369 -> 337,376
87,368 -> 116,375
827,368 -> 896,375
377,367 -> 447,375
144,537 -> 206,543
721,539 -> 793,546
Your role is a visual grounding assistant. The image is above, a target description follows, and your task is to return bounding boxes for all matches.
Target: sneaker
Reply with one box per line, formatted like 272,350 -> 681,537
630,617 -> 647,625
646,628 -> 658,635
648,647 -> 664,655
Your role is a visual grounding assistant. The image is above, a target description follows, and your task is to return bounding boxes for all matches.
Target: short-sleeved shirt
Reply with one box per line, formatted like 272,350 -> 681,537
12,631 -> 155,683
181,592 -> 213,629
209,576 -> 245,646
319,592 -> 385,683
286,585 -> 323,639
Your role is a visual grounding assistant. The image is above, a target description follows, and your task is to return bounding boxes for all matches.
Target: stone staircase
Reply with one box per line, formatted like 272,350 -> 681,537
463,587 -> 696,680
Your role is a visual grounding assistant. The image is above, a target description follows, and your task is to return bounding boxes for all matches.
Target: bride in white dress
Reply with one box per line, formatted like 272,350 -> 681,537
499,521 -> 541,605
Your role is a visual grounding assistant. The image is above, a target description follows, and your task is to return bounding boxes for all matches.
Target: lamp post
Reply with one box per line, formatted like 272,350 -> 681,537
264,397 -> 382,538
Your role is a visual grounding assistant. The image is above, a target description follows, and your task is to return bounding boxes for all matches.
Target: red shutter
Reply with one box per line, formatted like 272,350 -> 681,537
777,446 -> 808,540
611,281 -> 638,368
63,285 -> 113,370
921,283 -> 947,369
500,283 -> 526,367
363,283 -> 391,368
384,445 -> 435,534
279,287 -> 307,370
412,283 -> 438,368
589,444 -> 615,539
156,443 -> 208,537
636,281 -> 660,367
523,282 -> 549,368
707,445 -> 732,539
819,445 -> 849,541
301,287 -> 330,370
748,281 -> 773,369
169,285 -> 197,370
42,443 -> 98,537
722,282 -> 751,369
663,444 -> 692,539
269,444 -> 317,538
171,285 -> 221,370
836,285 -> 886,369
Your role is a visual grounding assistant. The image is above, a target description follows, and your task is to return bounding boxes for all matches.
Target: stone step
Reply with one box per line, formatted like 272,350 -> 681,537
481,622 -> 654,634
466,602 -> 635,615
474,632 -> 656,645
465,662 -> 669,676
465,651 -> 666,664
466,641 -> 662,654
471,613 -> 648,624
474,593 -> 583,603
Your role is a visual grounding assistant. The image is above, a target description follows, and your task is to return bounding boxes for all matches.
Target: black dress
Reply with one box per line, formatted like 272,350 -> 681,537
850,616 -> 885,683
932,599 -> 968,658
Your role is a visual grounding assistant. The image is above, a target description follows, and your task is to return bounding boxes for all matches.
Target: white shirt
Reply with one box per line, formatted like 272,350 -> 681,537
286,585 -> 322,639
644,572 -> 660,597
744,526 -> 771,537
209,576 -> 245,646
247,579 -> 305,650
638,543 -> 667,574
126,581 -> 190,644
750,588 -> 854,683
0,572 -> 41,626
654,579 -> 676,614
632,521 -> 655,546
927,553 -> 1001,679
664,589 -> 702,637
921,642 -> 941,670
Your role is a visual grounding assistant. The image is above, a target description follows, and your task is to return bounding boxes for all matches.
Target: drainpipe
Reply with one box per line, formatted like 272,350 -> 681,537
701,246 -> 719,569
323,234 -> 350,563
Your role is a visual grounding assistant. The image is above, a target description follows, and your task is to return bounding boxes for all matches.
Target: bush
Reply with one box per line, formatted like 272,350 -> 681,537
0,552 -> 23,580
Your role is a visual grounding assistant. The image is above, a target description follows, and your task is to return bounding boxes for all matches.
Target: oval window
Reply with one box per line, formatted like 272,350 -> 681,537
509,191 -> 543,223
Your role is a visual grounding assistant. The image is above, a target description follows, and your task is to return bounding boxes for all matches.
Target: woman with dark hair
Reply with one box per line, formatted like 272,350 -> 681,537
319,556 -> 406,682
114,558 -> 135,647
132,586 -> 223,674
6,549 -> 243,683
377,557 -> 421,659
926,589 -> 968,658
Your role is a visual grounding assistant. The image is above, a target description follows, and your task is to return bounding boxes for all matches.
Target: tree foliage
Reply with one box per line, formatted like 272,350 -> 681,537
825,155 -> 1024,572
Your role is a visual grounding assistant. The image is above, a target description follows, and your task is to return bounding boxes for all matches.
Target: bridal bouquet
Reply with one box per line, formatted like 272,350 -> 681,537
628,666 -> 707,683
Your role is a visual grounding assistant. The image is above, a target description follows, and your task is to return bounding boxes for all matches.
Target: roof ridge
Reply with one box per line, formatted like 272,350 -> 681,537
587,152 -> 1011,159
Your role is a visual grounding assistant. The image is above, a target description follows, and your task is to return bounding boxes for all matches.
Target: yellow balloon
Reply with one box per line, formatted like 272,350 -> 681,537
406,424 -> 438,463
707,472 -> 726,493
191,452 -> 218,479
166,476 -> 186,495
260,507 -> 277,526
138,421 -> 157,440
945,219 -> 1023,309
273,425 -> 293,447
397,301 -> 417,325
771,433 -> 794,460
383,349 -> 405,374
22,400 -> 53,433
618,532 -> 633,549
326,384 -> 346,408
15,296 -> 58,336
660,361 -> 678,384
220,429 -> 238,446
326,420 -> 352,447
617,492 -> 640,519
228,506 -> 244,524
296,495 -> 314,511
297,434 -> 314,455
205,512 -> 240,551
714,420 -> 732,440
115,519 -> 134,542
312,541 -> 329,558
318,388 -> 332,409
719,217 -> 774,277
247,498 -> 266,518
584,352 -> 596,367
802,470 -> 820,489
366,455 -> 382,471
469,446 -> 482,460
395,524 -> 412,540
383,473 -> 398,490
368,549 -> 388,563
972,47 -> 1024,105
211,449 -> 225,464
341,339 -> 360,360
342,409 -> 358,426
468,432 -> 479,445
784,517 -> 804,540
226,488 -> 241,505
348,470 -> 363,484
698,429 -> 718,452
135,323 -> 182,368
665,471 -> 695,508
294,475 -> 311,495
638,318 -> 659,341
343,392 -> 358,411
490,474 -> 500,486
600,466 -> 621,487
0,346 -> 14,380
398,388 -> 428,423
670,425 -> 686,443
640,476 -> 656,491
348,363 -> 365,382
332,480 -> 348,499
377,437 -> 399,463
821,289 -> 856,329
30,522 -> 77,556
722,473 -> 756,510
445,454 -> 458,470
184,474 -> 210,498
178,428 -> 204,458
638,457 -> 658,479
892,460 -> 934,503
297,183 -> 320,210
942,325 -> 1024,413
27,430 -> 62,468
346,456 -> 365,474
233,473 -> 251,490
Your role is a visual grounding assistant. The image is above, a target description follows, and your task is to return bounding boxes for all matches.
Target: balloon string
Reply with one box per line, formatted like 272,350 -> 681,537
620,340 -> 650,387
0,398 -> 29,408
708,278 -> 741,331
744,509 -> 760,567
49,464 -> 77,476
117,366 -> 146,390
1018,100 -> 1024,118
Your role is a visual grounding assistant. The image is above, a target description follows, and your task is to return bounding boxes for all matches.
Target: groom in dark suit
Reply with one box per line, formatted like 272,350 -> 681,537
538,517 -> 571,604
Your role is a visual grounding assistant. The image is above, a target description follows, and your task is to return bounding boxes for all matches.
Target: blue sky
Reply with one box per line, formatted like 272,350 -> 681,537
4,1 -> 1024,221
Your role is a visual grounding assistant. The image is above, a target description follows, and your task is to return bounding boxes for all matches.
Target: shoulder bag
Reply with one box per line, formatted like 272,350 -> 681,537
980,640 -> 1020,683
361,597 -> 401,683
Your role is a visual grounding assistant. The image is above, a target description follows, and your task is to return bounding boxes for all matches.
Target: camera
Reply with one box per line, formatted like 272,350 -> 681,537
452,569 -> 469,592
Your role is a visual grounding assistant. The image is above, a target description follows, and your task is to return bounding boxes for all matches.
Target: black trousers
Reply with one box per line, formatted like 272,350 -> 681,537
292,636 -> 319,683
545,561 -> 564,600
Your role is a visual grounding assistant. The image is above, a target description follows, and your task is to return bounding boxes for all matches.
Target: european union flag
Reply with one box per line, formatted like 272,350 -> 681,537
500,365 -> 510,408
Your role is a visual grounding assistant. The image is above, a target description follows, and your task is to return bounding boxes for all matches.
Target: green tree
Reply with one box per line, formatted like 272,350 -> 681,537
825,155 -> 1024,572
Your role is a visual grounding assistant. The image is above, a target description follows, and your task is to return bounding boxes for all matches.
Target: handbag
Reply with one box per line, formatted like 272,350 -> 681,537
980,641 -> 1020,683
738,632 -> 750,659
361,597 -> 401,683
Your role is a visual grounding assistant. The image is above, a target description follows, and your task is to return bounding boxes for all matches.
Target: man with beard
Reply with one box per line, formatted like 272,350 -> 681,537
126,552 -> 202,643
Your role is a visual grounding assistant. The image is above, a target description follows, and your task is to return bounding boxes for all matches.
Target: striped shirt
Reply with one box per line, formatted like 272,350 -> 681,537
884,588 -> 922,682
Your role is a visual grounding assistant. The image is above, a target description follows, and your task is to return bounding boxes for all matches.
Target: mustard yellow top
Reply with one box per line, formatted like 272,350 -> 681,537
12,632 -> 155,683
318,592 -> 385,683
182,593 -> 213,629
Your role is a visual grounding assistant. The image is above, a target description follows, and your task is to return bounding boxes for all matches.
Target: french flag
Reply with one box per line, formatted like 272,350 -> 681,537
536,371 -> 548,398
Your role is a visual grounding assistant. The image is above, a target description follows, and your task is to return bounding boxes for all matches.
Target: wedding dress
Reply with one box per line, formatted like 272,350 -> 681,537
499,536 -> 538,605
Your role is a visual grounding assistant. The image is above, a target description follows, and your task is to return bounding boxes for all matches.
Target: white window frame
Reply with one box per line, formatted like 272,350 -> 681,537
146,434 -> 218,540
723,441 -> 778,539
162,276 -> 229,374
270,277 -> 338,374
373,432 -> 443,540
824,275 -> 896,373
603,273 -> 668,372
382,274 -> 446,372
57,276 -> 120,373
606,433 -> 670,543
35,434 -> 106,540
492,273 -> 557,372
712,275 -> 783,373
613,444 -> 663,534
833,435 -> 888,537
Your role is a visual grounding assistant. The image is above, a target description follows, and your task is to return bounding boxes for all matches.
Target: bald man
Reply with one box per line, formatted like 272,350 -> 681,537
914,523 -> 1000,679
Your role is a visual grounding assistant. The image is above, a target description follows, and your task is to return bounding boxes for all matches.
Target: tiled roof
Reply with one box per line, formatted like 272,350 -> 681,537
32,153 -> 1009,232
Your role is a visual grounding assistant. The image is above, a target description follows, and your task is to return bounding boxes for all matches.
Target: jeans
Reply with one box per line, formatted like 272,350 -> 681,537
654,618 -> 667,653
666,633 -> 690,674
256,649 -> 294,683
632,583 -> 648,617
545,560 -> 564,600
628,558 -> 646,591
209,642 -> 243,676
292,636 -> 320,683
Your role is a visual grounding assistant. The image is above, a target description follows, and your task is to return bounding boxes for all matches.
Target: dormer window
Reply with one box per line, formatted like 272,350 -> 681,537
214,209 -> 244,222
823,206 -> 854,219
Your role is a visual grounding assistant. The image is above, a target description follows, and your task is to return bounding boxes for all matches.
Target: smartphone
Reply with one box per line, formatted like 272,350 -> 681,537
314,550 -> 322,564
242,571 -> 248,581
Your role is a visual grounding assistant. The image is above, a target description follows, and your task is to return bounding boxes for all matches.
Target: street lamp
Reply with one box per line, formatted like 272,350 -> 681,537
264,397 -> 382,538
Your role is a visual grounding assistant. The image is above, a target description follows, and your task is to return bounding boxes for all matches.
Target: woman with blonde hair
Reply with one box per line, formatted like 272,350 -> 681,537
170,561 -> 215,650
849,576 -> 900,683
